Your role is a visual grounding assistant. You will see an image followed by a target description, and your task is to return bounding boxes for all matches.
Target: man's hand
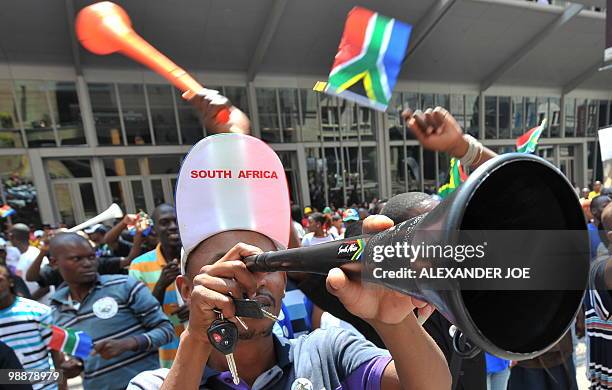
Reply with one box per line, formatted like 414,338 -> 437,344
186,243 -> 260,342
122,214 -> 139,226
171,304 -> 190,323
326,215 -> 435,326
402,107 -> 467,158
188,89 -> 251,135
93,338 -> 137,360
60,357 -> 83,378
156,259 -> 180,290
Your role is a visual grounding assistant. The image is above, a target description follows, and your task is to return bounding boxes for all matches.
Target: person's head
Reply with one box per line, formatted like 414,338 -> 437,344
303,206 -> 313,217
49,233 -> 97,286
0,238 -> 7,262
581,187 -> 590,199
307,212 -> 329,235
358,208 -> 369,220
8,223 -> 30,247
290,205 -> 303,223
342,208 -> 359,223
331,215 -> 343,230
84,224 -> 107,246
322,206 -> 333,216
0,264 -> 14,303
343,220 -> 363,238
381,192 -> 441,225
177,230 -> 285,340
590,195 -> 612,225
594,181 -> 602,193
601,203 -> 612,248
152,204 -> 180,250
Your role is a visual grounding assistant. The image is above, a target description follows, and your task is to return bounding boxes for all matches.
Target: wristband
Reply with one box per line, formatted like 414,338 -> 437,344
459,135 -> 483,167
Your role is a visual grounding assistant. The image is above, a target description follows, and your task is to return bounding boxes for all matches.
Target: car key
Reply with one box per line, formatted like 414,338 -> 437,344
233,298 -> 279,321
207,314 -> 240,384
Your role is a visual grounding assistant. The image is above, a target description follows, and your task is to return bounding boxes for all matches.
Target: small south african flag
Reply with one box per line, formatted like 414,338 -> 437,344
438,158 -> 468,199
516,118 -> 547,154
47,324 -> 93,359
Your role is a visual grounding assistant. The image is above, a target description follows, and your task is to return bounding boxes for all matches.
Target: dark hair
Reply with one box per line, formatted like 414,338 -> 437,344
291,205 -> 303,222
331,215 -> 342,222
309,212 -> 332,232
152,203 -> 175,223
591,195 -> 612,214
0,264 -> 16,295
49,232 -> 92,258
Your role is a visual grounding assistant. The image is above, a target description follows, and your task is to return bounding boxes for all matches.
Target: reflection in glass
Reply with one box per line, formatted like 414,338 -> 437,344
46,159 -> 92,179
465,95 -> 479,137
484,96 -> 497,139
79,183 -> 97,219
498,97 -> 511,139
15,80 -> 55,147
224,87 -> 249,115
147,84 -> 178,145
586,99 -> 598,137
565,98 -> 576,137
361,146 -> 378,202
51,82 -> 85,146
549,97 -> 561,137
89,83 -> 123,145
118,84 -> 151,145
53,183 -> 76,227
131,180 -> 147,212
536,97 -> 549,137
450,95 -> 465,130
320,95 -> 339,141
423,149 -> 436,193
388,92 -> 404,141
305,148 -> 326,210
512,97 -> 524,138
151,179 -> 165,206
175,89 -> 203,145
0,80 -> 24,148
257,88 -> 280,142
278,89 -> 299,142
576,99 -> 587,137
525,97 -> 537,129
0,155 -> 41,226
103,158 -> 140,176
109,181 -> 127,212
325,147 -> 344,207
300,89 -> 319,142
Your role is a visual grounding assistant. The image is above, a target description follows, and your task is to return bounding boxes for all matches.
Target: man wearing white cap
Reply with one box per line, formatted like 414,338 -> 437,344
129,131 -> 450,390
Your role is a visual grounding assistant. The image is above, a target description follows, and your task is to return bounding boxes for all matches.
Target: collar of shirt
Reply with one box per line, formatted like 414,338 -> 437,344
50,276 -> 101,310
200,334 -> 293,388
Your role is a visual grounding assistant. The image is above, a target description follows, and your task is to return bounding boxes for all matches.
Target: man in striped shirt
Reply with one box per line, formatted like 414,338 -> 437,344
585,203 -> 612,389
0,264 -> 64,390
48,233 -> 174,390
129,204 -> 186,368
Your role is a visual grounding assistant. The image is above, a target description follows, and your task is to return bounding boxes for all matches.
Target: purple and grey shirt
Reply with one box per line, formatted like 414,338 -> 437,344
128,327 -> 392,390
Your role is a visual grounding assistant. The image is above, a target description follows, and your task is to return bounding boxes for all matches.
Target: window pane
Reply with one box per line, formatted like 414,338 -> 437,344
338,100 -> 358,140
53,183 -> 76,227
300,89 -> 319,142
525,97 -> 537,129
102,158 -> 140,176
325,147 -> 344,207
598,100 -> 609,128
359,106 -> 375,141
320,95 -> 339,141
512,97 -> 524,138
151,179 -> 165,206
175,89 -> 203,145
435,94 -> 449,109
15,80 -> 55,147
388,92 -> 404,141
565,98 -> 576,137
586,99 -> 598,137
499,97 -> 511,139
536,97 -> 549,138
450,94 -> 465,130
131,180 -> 147,212
420,93 -> 434,109
305,148 -> 326,210
46,159 -> 92,179
549,97 -> 561,137
79,183 -> 97,220
147,84 -> 178,145
0,80 -> 23,148
362,146 -> 379,202
147,155 -> 181,174
89,83 -> 123,145
465,95 -> 479,137
423,149 -> 436,193
224,86 -> 249,115
50,82 -> 85,145
278,88 -> 299,142
108,181 -> 127,212
0,155 -> 41,226
576,99 -> 587,137
256,88 -> 280,142
390,146 -> 406,195
118,84 -> 151,145
484,96 -> 497,139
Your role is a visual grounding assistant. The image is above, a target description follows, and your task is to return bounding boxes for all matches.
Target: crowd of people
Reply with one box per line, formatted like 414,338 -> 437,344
0,89 -> 611,390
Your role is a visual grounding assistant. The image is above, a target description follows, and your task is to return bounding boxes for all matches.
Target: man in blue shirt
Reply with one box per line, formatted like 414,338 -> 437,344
48,233 -> 174,390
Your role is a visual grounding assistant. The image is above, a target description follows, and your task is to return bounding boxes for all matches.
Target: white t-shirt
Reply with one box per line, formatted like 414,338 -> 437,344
4,246 -> 21,274
328,226 -> 344,239
301,232 -> 337,247
292,220 -> 306,240
14,246 -> 53,305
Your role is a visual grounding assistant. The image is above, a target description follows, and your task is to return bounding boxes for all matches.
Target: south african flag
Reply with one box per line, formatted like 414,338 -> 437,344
438,158 -> 468,199
47,324 -> 93,359
315,7 -> 412,111
516,119 -> 547,154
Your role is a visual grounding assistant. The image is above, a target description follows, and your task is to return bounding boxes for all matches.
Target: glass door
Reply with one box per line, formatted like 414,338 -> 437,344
50,180 -> 98,226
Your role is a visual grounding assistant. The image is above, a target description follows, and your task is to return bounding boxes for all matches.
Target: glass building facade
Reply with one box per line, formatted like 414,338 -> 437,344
0,74 -> 610,226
